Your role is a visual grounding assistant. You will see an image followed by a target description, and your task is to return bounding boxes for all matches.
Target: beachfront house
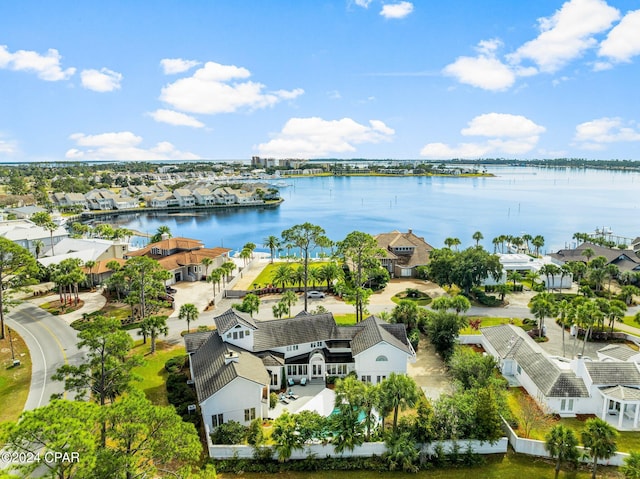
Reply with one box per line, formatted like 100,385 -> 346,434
549,242 -> 640,274
124,236 -> 230,283
375,229 -> 434,278
480,324 -> 640,430
0,219 -> 69,256
481,253 -> 573,289
185,309 -> 416,437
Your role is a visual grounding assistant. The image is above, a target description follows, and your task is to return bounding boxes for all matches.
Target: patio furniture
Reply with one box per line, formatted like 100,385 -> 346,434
287,377 -> 295,386
300,377 -> 307,386
279,394 -> 290,404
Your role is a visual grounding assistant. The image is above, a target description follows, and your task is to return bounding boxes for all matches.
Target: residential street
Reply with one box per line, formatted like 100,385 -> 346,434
6,303 -> 82,410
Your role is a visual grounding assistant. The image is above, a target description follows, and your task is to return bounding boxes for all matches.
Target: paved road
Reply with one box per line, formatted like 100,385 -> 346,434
6,303 -> 82,410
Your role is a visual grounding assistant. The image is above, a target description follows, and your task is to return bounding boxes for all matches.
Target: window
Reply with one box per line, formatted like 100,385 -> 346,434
212,413 -> 224,428
244,408 -> 256,422
516,364 -> 522,374
227,333 -> 231,339
245,330 -> 250,336
239,331 -> 244,339
377,375 -> 386,383
376,355 -> 388,362
361,375 -> 371,383
233,332 -> 238,340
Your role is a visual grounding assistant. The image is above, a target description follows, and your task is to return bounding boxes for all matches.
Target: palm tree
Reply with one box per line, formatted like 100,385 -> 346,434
491,236 -> 501,253
620,285 -> 640,306
581,247 -> 596,263
378,373 -> 420,433
31,211 -> 58,255
150,225 -> 172,243
581,417 -> 618,479
201,257 -> 213,279
207,269 -> 222,296
179,303 -> 199,333
239,247 -> 252,266
525,270 -> 540,289
622,451 -> 640,479
532,235 -> 545,257
444,237 -> 461,251
507,270 -> 523,287
33,239 -> 45,259
604,263 -> 619,298
557,300 -> 575,357
318,261 -> 342,293
280,290 -> 298,317
530,292 -> 557,338
138,315 -> 169,354
85,260 -> 96,289
221,261 -> 236,283
539,263 -> 561,291
522,233 -> 533,254
243,242 -> 257,259
472,231 -> 484,246
271,263 -> 294,290
263,235 -> 281,263
576,300 -> 604,356
545,424 -> 579,479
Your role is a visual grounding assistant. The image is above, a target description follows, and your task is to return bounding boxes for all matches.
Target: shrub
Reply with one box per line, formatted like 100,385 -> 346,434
210,420 -> 248,445
165,355 -> 187,373
269,392 -> 278,409
408,328 -> 420,350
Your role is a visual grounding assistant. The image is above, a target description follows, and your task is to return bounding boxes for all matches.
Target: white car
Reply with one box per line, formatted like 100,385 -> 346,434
306,291 -> 325,299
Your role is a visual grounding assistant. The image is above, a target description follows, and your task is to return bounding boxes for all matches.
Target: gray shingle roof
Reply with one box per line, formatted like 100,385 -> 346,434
598,344 -> 639,362
601,385 -> 640,401
585,362 -> 640,386
482,325 -> 589,398
213,308 -> 257,335
252,313 -> 338,351
184,331 -> 214,353
190,333 -> 269,402
350,316 -> 414,356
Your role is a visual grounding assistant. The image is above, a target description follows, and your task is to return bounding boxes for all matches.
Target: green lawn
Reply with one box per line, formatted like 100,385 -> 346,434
219,450 -> 621,478
130,340 -> 186,406
0,330 -> 32,424
460,317 -> 529,335
250,261 -> 329,289
333,313 -> 357,326
620,315 -> 640,329
508,387 -> 640,454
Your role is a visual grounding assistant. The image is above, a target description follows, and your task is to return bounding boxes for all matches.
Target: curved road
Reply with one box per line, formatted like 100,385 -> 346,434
6,303 -> 82,410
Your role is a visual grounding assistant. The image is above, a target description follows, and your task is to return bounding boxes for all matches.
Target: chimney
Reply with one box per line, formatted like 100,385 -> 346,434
161,233 -> 170,241
224,351 -> 239,365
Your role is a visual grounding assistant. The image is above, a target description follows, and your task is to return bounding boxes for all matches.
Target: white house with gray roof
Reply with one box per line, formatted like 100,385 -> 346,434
185,309 -> 416,435
481,324 -> 640,430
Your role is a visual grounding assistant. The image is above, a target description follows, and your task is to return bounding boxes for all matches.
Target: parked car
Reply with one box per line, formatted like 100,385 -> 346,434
306,291 -> 325,299
165,286 -> 177,294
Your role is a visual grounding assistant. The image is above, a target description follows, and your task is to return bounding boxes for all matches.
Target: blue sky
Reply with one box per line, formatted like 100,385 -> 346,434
2,0 -> 640,162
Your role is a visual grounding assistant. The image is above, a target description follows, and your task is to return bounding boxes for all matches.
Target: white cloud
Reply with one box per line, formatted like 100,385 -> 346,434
159,61 -> 303,114
380,1 -> 413,19
461,113 -> 546,138
0,135 -> 18,156
598,9 -> 640,64
574,117 -> 640,150
443,54 -> 515,91
66,131 -> 200,161
80,68 -> 122,92
327,90 -> 342,99
420,113 -> 545,159
148,109 -> 205,128
507,0 -> 620,73
0,45 -> 75,81
256,117 -> 395,158
354,0 -> 373,7
160,58 -> 201,74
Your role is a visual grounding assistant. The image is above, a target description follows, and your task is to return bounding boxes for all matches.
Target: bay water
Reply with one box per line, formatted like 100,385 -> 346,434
112,166 -> 640,255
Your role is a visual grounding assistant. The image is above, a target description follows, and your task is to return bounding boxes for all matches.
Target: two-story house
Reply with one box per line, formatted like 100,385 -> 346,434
185,309 -> 416,436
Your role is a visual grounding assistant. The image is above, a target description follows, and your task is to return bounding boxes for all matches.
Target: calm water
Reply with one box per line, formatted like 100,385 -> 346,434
111,167 -> 640,255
